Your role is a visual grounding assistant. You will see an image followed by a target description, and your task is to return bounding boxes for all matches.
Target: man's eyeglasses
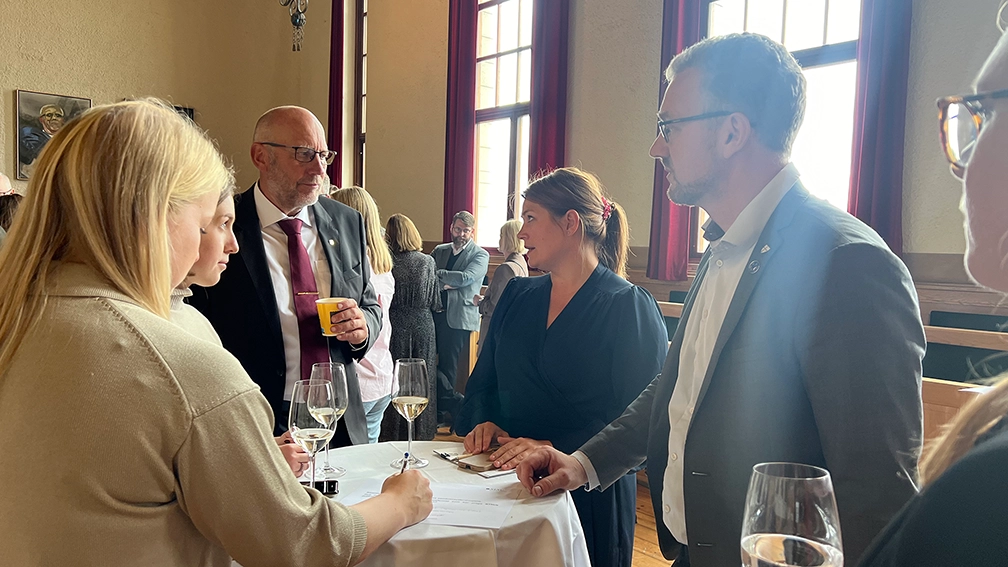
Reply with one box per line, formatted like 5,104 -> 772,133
257,142 -> 337,165
450,226 -> 473,235
937,89 -> 1008,173
657,110 -> 737,142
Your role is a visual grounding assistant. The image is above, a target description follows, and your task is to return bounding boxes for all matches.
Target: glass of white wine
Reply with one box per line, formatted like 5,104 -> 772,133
289,378 -> 338,487
390,358 -> 430,469
310,363 -> 348,479
741,462 -> 844,567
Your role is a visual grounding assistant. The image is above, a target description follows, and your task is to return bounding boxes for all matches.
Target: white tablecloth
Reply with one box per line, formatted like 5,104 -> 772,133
324,440 -> 590,567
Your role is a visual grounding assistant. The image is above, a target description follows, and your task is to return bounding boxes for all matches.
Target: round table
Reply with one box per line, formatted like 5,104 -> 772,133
324,440 -> 590,567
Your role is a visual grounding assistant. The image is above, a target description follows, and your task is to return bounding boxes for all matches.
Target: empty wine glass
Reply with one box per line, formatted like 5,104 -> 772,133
741,462 -> 844,567
390,358 -> 430,469
311,363 -> 348,479
289,378 -> 337,487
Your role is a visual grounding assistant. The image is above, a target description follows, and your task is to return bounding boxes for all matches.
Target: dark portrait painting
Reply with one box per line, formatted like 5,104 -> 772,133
16,90 -> 92,180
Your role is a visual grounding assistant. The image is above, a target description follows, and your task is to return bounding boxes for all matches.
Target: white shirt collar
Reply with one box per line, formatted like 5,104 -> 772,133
254,182 -> 314,229
716,163 -> 799,252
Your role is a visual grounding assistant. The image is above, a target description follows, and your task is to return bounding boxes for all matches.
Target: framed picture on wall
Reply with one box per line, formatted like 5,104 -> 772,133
16,90 -> 92,180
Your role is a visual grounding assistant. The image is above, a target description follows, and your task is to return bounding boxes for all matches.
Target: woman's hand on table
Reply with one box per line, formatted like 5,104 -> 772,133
381,470 -> 434,526
516,447 -> 588,497
275,432 -> 309,475
463,421 -> 509,454
490,436 -> 553,470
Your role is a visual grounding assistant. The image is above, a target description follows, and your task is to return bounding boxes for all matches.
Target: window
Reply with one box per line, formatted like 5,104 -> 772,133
353,0 -> 368,186
474,0 -> 533,247
693,0 -> 862,255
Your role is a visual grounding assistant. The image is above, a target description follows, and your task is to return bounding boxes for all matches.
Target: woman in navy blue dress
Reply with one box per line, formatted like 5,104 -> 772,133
454,167 -> 668,567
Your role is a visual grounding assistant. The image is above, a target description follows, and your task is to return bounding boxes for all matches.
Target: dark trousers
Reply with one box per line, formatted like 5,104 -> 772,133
433,311 -> 468,418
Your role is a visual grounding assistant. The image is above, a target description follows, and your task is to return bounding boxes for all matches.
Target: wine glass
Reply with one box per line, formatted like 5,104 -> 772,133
289,378 -> 337,487
741,462 -> 844,567
390,358 -> 430,469
311,363 -> 348,479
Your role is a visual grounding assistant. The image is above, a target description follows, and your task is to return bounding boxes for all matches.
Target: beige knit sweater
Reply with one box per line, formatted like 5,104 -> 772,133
0,263 -> 367,566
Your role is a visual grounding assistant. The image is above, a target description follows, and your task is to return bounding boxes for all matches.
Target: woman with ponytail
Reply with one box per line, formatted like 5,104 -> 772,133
454,167 -> 668,567
857,5 -> 1008,565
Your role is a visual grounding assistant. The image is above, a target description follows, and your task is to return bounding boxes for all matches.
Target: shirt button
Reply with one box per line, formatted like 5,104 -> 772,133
688,407 -> 694,414
716,259 -> 723,267
671,453 -> 678,461
703,309 -> 710,318
664,504 -> 671,513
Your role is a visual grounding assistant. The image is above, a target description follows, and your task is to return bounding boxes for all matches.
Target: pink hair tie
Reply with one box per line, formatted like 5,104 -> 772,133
601,197 -> 613,221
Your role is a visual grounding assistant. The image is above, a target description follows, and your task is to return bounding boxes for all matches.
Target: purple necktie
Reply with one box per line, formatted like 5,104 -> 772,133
278,218 -> 329,382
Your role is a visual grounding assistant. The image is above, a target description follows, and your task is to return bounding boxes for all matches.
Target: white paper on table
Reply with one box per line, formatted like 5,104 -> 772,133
338,481 -> 521,530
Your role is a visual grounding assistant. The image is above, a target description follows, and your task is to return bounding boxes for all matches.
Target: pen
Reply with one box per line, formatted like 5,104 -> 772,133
400,453 -> 409,473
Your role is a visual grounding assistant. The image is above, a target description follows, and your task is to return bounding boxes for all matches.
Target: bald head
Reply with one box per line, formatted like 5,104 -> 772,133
0,172 -> 12,196
253,106 -> 325,143
251,106 -> 329,215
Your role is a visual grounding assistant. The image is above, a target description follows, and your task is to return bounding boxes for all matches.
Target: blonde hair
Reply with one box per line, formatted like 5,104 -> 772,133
499,218 -> 526,256
386,213 -> 423,253
330,186 -> 393,274
523,167 -> 630,279
0,99 -> 233,372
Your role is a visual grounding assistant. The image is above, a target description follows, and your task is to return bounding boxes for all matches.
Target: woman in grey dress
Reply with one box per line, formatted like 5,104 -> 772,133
380,213 -> 442,441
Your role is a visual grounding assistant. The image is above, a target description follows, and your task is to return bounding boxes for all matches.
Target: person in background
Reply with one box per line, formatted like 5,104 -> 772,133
189,106 -> 380,446
474,218 -> 528,355
515,34 -> 925,567
330,186 -> 395,443
380,213 -> 441,441
172,188 -> 309,476
0,99 -> 432,566
431,210 -> 489,426
0,173 -> 18,247
455,167 -> 668,567
857,5 -> 1008,565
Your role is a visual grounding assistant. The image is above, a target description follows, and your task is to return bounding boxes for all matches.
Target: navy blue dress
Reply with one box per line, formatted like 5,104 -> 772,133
455,263 -> 668,567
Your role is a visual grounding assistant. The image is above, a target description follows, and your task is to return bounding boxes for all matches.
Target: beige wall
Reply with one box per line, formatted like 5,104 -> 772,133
902,0 -> 1004,255
0,0 -> 332,193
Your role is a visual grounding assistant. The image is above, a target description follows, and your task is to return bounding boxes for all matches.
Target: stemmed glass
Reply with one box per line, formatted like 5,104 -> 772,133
389,358 -> 430,469
741,462 -> 844,567
311,363 -> 348,478
289,378 -> 339,487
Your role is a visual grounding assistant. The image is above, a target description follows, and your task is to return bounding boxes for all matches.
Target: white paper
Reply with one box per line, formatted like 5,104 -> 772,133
338,481 -> 521,530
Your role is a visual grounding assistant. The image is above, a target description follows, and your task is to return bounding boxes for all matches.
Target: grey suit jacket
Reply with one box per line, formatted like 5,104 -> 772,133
189,186 -> 381,444
432,241 -> 489,332
581,184 -> 925,566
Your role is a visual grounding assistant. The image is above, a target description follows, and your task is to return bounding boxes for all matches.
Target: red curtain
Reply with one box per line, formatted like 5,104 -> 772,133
327,0 -> 345,187
847,0 -> 912,256
442,0 -> 479,242
528,0 -> 570,175
646,0 -> 704,281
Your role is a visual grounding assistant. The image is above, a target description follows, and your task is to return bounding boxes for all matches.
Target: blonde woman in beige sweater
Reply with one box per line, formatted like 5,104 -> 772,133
0,100 -> 431,566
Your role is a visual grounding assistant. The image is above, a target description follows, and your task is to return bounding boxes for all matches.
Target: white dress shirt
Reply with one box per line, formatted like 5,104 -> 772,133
253,185 -> 333,401
357,270 -> 395,402
572,163 -> 800,545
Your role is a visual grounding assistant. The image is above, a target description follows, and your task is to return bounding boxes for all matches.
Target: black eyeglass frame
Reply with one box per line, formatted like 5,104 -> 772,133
656,110 -> 738,142
937,88 -> 1008,173
257,141 -> 337,165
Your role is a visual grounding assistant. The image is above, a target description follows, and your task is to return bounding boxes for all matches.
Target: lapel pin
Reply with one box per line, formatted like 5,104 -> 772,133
748,260 -> 760,274
760,245 -> 770,254
328,239 -> 336,246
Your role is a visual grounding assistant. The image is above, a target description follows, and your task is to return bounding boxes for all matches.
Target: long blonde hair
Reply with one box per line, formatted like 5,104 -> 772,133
0,99 -> 233,373
330,186 -> 393,274
386,213 -> 423,253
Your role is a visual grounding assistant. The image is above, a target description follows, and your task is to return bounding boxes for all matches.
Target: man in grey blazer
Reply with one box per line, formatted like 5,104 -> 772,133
515,34 -> 925,567
431,211 -> 489,425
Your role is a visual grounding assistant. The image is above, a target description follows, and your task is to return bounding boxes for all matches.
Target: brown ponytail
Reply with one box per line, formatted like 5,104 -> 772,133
523,167 -> 630,278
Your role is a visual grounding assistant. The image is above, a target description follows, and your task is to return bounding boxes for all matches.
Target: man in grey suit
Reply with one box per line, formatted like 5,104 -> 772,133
515,34 -> 925,567
431,211 -> 489,426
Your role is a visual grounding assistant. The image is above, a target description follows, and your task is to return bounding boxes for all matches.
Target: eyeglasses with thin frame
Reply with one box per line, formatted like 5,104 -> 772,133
937,88 -> 1008,174
257,141 -> 337,165
657,110 -> 737,142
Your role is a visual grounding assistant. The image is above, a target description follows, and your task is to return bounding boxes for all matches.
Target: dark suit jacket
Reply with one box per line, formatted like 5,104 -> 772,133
188,185 -> 381,444
581,184 -> 926,566
856,422 -> 1008,567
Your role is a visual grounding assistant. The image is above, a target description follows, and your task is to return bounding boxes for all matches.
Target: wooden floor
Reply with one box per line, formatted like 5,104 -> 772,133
435,428 -> 669,567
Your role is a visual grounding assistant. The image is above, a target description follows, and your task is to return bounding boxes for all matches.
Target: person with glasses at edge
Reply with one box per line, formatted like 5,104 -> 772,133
189,106 -> 382,448
857,4 -> 1008,566
18,103 -> 65,178
431,210 -> 489,427
514,33 -> 926,567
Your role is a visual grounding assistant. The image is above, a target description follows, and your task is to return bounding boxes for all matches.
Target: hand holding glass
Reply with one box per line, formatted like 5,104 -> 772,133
741,462 -> 844,567
390,358 -> 430,469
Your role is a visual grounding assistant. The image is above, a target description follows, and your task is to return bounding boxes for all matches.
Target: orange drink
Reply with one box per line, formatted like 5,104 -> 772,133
315,297 -> 348,337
